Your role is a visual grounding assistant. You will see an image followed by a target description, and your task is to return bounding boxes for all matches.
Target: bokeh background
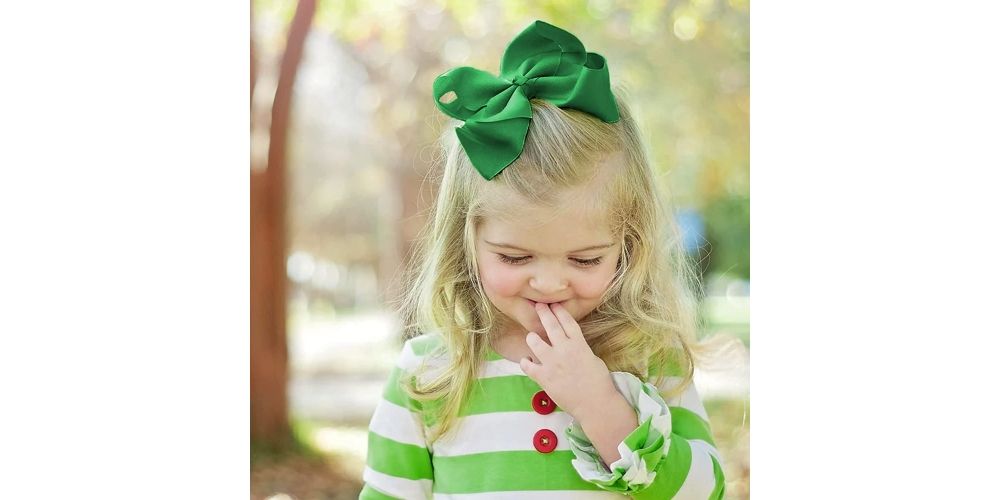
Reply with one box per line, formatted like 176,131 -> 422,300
250,0 -> 748,498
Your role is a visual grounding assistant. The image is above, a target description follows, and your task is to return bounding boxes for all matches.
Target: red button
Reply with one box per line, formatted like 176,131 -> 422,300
531,390 -> 556,415
533,428 -> 558,453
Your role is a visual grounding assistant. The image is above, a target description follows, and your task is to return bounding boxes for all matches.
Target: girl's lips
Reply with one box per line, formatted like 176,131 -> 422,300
528,299 -> 565,307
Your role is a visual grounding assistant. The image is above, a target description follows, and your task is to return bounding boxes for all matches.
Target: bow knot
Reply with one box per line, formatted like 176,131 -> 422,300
510,74 -> 530,87
432,20 -> 620,180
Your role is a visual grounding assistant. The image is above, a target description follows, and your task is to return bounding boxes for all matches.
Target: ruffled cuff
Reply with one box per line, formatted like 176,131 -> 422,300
564,371 -> 672,494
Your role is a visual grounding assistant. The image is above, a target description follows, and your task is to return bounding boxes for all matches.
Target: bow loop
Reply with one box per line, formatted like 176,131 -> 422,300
433,66 -> 512,121
499,20 -> 587,78
432,20 -> 620,180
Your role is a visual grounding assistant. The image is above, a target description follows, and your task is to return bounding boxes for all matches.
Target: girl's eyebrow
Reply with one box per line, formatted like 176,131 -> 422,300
484,240 -> 615,253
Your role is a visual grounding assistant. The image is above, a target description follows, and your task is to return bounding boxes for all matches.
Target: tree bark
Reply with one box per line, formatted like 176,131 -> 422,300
250,0 -> 316,447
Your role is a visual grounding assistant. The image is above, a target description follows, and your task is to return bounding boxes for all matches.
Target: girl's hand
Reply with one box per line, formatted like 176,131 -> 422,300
519,302 -> 621,423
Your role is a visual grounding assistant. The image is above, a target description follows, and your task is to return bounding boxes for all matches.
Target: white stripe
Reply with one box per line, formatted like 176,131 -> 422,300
432,411 -> 574,457
399,338 -> 449,381
659,377 -> 710,422
396,339 -> 438,373
363,466 -> 433,499
403,351 -> 524,380
481,358 -> 525,378
368,398 -> 426,448
671,438 -> 720,500
398,339 -> 426,371
689,438 -> 722,465
433,490 -> 624,499
653,375 -> 686,390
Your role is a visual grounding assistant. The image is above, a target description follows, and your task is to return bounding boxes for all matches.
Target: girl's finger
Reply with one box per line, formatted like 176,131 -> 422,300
519,357 -> 541,379
525,331 -> 553,363
549,302 -> 584,341
535,302 -> 569,343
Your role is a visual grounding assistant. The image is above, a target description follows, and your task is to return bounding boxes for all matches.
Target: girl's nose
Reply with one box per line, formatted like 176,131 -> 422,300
529,271 -> 568,295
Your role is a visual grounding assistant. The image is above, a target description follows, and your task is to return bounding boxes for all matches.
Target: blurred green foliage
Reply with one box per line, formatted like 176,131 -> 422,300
704,195 -> 750,279
250,417 -> 325,463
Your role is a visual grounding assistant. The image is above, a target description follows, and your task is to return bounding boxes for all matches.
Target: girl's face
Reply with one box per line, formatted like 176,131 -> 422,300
475,196 -> 620,340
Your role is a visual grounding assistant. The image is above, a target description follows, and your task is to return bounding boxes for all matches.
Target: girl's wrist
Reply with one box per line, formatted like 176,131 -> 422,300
575,386 -> 640,466
574,377 -> 630,426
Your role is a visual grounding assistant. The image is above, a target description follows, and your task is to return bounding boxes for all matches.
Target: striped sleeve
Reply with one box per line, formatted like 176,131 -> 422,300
630,375 -> 726,500
563,371 -> 725,499
360,338 -> 435,500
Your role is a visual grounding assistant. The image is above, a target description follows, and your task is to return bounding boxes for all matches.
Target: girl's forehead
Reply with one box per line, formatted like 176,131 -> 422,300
477,198 -> 616,252
475,157 -> 621,246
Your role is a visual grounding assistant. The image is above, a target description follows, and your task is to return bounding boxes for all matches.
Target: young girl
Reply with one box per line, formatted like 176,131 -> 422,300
361,20 -> 726,499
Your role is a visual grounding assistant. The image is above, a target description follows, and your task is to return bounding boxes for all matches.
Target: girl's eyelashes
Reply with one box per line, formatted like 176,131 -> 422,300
495,253 -> 604,267
574,257 -> 604,267
496,253 -> 529,265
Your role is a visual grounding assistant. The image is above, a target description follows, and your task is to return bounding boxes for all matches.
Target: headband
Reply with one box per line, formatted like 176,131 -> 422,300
432,20 -> 620,180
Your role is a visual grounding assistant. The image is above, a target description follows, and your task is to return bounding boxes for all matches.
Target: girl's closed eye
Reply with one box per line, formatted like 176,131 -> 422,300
495,253 -> 604,267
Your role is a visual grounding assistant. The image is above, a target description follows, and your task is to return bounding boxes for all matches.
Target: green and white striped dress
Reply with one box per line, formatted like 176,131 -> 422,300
361,334 -> 726,499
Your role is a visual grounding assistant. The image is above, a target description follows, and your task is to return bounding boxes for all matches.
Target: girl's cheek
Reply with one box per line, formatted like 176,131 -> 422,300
576,266 -> 617,299
478,260 -> 523,297
576,280 -> 609,299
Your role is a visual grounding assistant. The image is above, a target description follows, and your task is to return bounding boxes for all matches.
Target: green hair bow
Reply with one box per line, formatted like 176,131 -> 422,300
432,20 -> 620,180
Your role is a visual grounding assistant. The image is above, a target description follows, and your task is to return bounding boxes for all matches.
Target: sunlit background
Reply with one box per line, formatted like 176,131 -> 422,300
251,0 -> 748,498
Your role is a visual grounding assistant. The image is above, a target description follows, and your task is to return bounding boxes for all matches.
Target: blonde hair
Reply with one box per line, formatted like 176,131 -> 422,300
394,88 -> 709,443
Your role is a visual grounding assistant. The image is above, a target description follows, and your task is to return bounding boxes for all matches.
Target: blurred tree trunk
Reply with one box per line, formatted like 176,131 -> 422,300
250,0 -> 315,448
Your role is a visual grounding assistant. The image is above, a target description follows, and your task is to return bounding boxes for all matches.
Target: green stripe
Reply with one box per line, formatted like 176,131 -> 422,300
367,431 -> 433,480
621,417 -> 667,471
461,375 -> 564,415
385,369 -> 546,418
432,450 -> 602,493
671,407 -> 716,446
381,367 -> 406,406
647,349 -> 685,377
381,367 -> 420,411
486,347 -> 503,360
709,454 -> 726,500
631,434 -> 692,500
622,415 -> 653,451
359,484 -> 401,500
